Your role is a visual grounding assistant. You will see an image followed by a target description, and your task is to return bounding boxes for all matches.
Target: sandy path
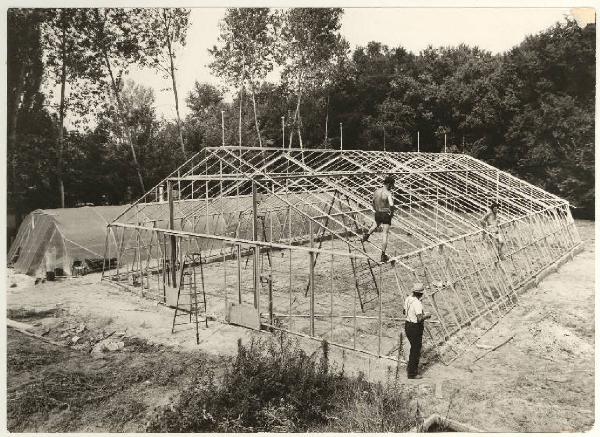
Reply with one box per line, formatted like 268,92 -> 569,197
6,272 -> 259,357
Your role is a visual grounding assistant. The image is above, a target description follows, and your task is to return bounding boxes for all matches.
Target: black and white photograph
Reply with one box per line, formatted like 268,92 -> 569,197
4,2 -> 596,433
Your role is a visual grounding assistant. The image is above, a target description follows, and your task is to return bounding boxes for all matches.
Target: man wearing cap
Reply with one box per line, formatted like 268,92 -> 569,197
404,282 -> 431,379
481,201 -> 505,260
362,175 -> 395,262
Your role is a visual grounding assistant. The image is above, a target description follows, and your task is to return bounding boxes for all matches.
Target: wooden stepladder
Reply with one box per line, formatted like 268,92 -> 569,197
171,252 -> 208,344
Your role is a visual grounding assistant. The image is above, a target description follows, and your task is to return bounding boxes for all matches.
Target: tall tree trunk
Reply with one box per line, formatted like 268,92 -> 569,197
102,52 -> 145,194
296,90 -> 304,150
324,95 -> 329,145
164,12 -> 185,156
238,85 -> 243,148
288,87 -> 302,149
249,84 -> 262,148
57,18 -> 67,208
7,62 -> 25,155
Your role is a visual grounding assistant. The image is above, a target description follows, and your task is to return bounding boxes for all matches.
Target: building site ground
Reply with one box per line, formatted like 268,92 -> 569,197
5,220 -> 595,432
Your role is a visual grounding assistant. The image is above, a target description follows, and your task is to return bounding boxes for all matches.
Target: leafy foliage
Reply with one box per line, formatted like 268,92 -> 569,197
145,335 -> 417,432
7,9 -> 595,242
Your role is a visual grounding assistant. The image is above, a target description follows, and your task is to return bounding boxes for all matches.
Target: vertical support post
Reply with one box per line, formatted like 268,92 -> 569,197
383,126 -> 386,152
162,233 -> 167,301
136,229 -> 142,292
330,240 -> 334,341
417,131 -> 420,153
435,186 -> 439,235
177,170 -> 181,202
444,133 -> 447,153
116,228 -> 125,278
496,170 -> 500,201
101,228 -> 110,280
223,251 -> 228,311
353,268 -> 357,350
268,275 -> 273,327
339,123 -> 343,150
289,248 -> 293,330
309,250 -> 315,337
281,116 -> 285,148
168,179 -> 177,288
237,244 -> 242,304
205,181 -> 209,234
378,264 -> 382,357
252,179 -> 259,308
255,244 -> 261,324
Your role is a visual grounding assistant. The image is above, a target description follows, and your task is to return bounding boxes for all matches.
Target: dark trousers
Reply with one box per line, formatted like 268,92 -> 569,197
405,321 -> 424,376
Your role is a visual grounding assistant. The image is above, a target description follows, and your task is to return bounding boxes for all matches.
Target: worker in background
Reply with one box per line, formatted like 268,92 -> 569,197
362,175 -> 395,263
481,201 -> 505,260
404,282 -> 431,379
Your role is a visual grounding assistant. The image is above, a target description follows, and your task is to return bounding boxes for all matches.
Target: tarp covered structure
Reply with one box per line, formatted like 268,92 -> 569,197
8,205 -> 127,276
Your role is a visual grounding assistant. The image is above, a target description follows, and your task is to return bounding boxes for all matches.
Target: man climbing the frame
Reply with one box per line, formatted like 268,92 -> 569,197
480,201 -> 505,260
404,282 -> 431,379
362,174 -> 395,263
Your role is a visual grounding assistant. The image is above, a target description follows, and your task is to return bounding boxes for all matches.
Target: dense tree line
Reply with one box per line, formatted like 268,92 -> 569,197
7,8 -> 595,242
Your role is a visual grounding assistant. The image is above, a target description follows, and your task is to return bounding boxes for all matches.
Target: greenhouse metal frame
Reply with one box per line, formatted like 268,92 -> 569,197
102,146 -> 581,362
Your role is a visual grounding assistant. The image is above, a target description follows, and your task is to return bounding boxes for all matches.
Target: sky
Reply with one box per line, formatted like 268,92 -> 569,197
124,7 -> 587,120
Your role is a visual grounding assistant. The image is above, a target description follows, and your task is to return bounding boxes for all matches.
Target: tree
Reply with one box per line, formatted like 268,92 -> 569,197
499,19 -> 595,214
43,9 -> 105,207
209,8 -> 281,148
280,8 -> 348,149
79,8 -> 159,195
146,8 -> 191,155
186,81 -> 224,114
7,8 -> 54,231
7,9 -> 46,156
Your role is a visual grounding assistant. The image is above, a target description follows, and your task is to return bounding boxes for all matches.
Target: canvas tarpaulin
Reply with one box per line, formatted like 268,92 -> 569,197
8,205 -> 128,276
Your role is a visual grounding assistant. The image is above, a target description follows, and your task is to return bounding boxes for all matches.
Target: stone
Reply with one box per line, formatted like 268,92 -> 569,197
105,341 -> 125,351
71,336 -> 81,344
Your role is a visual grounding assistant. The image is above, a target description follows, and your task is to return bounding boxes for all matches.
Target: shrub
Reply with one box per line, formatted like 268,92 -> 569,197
147,333 -> 417,432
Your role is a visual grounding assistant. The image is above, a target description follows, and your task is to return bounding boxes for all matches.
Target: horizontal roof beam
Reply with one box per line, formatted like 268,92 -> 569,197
167,168 -> 498,182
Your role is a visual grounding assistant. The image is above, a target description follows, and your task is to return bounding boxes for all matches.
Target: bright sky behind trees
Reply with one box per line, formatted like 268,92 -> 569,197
127,7 -> 579,119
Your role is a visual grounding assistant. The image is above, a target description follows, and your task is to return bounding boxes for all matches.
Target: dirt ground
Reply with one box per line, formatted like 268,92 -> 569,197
5,219 -> 595,432
414,219 -> 595,432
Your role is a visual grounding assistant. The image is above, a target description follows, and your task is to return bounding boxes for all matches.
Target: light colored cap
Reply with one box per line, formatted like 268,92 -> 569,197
411,282 -> 425,294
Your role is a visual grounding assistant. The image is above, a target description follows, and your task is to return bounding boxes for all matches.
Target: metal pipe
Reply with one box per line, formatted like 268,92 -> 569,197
309,250 -> 315,337
168,180 -> 177,287
221,110 -> 225,147
237,244 -> 242,304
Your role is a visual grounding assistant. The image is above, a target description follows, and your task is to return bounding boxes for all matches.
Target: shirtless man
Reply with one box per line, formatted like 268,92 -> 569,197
481,201 -> 505,260
362,175 -> 395,262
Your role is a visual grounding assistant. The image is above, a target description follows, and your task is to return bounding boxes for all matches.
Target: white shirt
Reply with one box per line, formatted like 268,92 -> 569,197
404,295 -> 424,323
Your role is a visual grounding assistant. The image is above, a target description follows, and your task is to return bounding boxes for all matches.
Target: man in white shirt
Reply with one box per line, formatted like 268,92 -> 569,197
403,282 -> 431,379
362,175 -> 395,262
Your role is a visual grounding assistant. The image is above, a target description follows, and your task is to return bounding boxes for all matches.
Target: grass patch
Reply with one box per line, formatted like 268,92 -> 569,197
7,332 -> 71,372
147,334 -> 417,432
7,330 -> 215,432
